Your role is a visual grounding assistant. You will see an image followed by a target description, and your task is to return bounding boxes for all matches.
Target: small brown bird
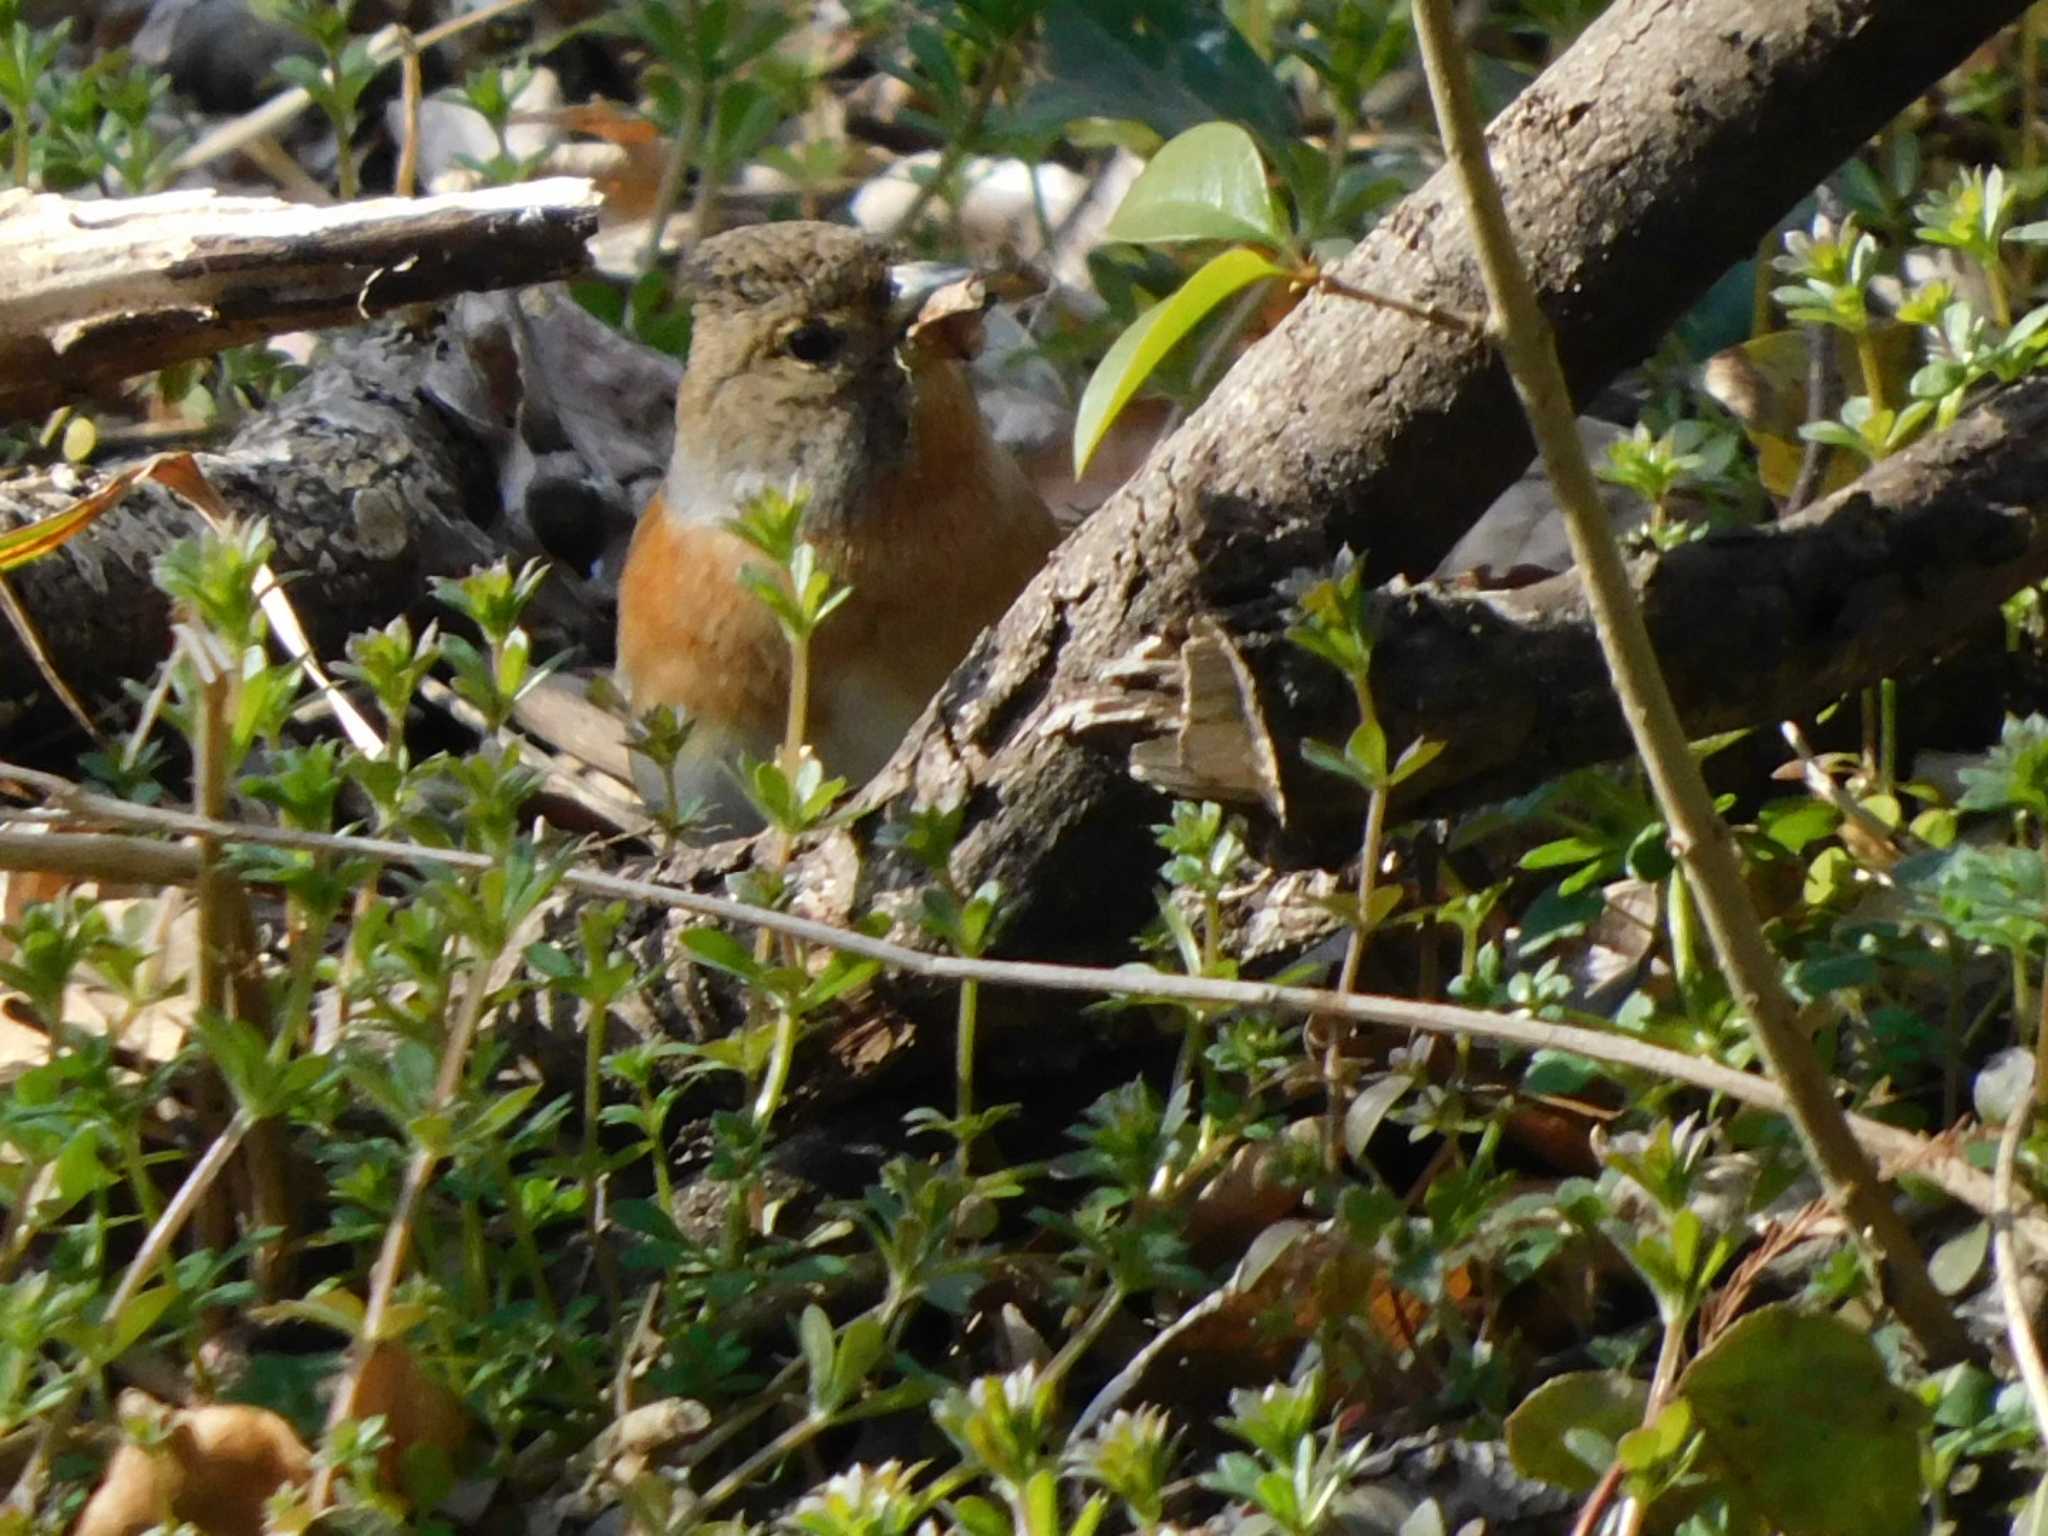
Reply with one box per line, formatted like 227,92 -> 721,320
615,221 -> 1059,832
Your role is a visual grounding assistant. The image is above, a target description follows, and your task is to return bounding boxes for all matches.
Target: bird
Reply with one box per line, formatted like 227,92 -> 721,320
614,221 -> 1061,834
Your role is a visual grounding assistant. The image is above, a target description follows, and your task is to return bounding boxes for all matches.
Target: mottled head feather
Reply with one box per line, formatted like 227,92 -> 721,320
680,221 -> 892,319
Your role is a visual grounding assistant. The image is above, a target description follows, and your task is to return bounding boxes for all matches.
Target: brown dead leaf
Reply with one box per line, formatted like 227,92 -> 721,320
355,1340 -> 472,1498
73,1395 -> 311,1536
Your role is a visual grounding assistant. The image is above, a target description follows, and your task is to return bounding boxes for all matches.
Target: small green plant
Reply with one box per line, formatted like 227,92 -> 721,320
1201,1371 -> 1372,1536
443,61 -> 549,186
887,801 -> 1015,1170
255,0 -> 380,199
0,0 -> 66,187
625,0 -> 795,262
1287,551 -> 1442,1161
1598,419 -> 1739,541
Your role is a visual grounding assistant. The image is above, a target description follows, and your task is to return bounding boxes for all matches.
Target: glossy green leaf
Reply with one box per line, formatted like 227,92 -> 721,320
1681,1303 -> 1926,1536
1107,122 -> 1287,247
1074,246 -> 1285,475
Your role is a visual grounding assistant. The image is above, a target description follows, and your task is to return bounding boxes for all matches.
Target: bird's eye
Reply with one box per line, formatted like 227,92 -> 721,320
784,320 -> 844,364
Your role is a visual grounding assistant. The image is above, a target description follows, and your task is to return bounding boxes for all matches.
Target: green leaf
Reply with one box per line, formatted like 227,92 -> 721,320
1958,713 -> 2048,820
828,1314 -> 886,1411
1519,835 -> 1606,870
1301,735 -> 1372,792
1070,1492 -> 1111,1536
1022,1468 -> 1062,1536
253,1287 -> 367,1337
1505,1370 -> 1648,1491
1929,1219 -> 1989,1295
1106,122 -> 1287,247
1346,715 -> 1389,785
103,1285 -> 178,1361
1680,1303 -> 1926,1536
1343,1074 -> 1412,1164
798,1304 -> 835,1406
1074,245 -> 1286,475
948,1495 -> 1011,1536
1615,1397 -> 1691,1471
1387,736 -> 1446,787
679,926 -> 763,982
1759,797 -> 1837,853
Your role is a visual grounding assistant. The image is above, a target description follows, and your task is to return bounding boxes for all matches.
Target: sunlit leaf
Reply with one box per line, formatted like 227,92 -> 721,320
1074,246 -> 1286,475
1681,1303 -> 1925,1536
1107,122 -> 1287,247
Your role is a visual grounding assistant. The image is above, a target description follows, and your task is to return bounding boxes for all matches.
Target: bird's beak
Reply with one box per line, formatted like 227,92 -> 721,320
888,260 -> 977,335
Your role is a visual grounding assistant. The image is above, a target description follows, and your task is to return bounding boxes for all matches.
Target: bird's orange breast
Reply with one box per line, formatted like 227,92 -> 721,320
616,504 -> 790,760
614,322 -> 1060,822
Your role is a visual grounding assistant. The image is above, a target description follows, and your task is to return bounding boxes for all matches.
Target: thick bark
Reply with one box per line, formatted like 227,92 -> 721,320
1366,384 -> 2048,821
0,178 -> 598,420
718,0 -> 2039,972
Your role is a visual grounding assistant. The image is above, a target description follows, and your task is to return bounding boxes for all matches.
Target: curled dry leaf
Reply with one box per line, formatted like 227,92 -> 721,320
905,274 -> 993,363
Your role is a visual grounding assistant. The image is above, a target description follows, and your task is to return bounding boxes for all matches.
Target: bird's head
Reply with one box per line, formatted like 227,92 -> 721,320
666,221 -> 929,531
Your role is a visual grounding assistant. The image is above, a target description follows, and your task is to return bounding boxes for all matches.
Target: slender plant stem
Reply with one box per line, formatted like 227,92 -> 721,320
678,1358 -> 802,1471
1040,1283 -> 1127,1399
1324,784 -> 1387,1168
1854,330 -> 1889,414
956,975 -> 982,1171
755,999 -> 801,1127
641,0 -> 708,282
2034,947 -> 2048,1112
754,548 -> 827,1125
887,36 -> 1013,240
582,991 -> 622,1323
1408,0 -> 1967,1364
309,931 -> 509,1511
694,1400 -> 846,1517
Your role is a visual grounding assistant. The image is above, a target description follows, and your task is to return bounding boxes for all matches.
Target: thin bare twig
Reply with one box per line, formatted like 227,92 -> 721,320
1312,271 -> 1488,339
4,1110 -> 255,1513
0,764 -> 2034,1245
